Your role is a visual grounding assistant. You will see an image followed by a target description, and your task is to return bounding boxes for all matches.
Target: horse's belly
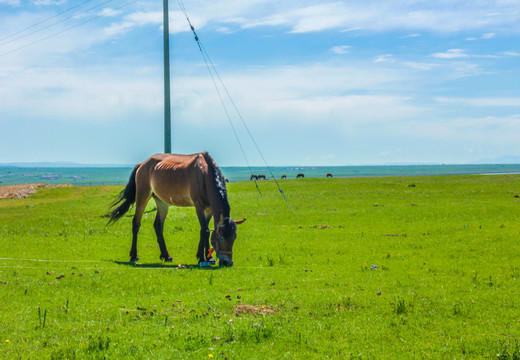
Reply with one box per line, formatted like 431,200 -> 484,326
166,194 -> 194,207
151,179 -> 194,207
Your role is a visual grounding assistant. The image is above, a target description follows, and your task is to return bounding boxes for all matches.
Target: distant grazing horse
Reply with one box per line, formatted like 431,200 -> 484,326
296,173 -> 304,178
108,152 -> 245,267
281,175 -> 287,179
250,174 -> 258,180
326,173 -> 333,178
257,175 -> 266,180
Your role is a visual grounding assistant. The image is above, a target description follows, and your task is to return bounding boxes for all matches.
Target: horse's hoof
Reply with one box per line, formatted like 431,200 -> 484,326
198,257 -> 216,266
130,256 -> 139,262
161,255 -> 173,262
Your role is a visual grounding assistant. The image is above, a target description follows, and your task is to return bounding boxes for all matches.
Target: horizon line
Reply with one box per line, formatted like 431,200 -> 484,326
2,161 -> 520,168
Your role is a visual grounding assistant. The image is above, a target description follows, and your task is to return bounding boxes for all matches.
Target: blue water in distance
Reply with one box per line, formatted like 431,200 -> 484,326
1,164 -> 520,186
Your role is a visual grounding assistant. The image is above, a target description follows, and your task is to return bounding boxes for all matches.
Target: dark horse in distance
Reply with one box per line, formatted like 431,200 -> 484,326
108,152 -> 245,267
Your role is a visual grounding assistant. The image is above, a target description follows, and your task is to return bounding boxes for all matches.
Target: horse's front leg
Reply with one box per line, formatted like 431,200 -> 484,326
195,207 -> 213,264
153,197 -> 172,262
197,228 -> 210,263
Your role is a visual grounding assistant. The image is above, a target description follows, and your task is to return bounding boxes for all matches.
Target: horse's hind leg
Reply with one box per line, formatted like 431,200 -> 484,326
153,196 -> 172,262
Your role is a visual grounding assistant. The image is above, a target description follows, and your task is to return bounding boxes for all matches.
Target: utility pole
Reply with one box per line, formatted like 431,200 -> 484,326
163,0 -> 172,153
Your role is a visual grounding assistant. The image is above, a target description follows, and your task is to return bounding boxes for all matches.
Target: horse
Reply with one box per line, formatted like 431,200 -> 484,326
281,175 -> 287,180
250,174 -> 258,180
296,173 -> 304,178
107,152 -> 245,267
257,175 -> 266,180
326,173 -> 333,178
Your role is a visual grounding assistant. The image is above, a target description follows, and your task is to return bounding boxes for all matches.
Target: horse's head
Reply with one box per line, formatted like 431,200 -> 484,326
212,216 -> 246,267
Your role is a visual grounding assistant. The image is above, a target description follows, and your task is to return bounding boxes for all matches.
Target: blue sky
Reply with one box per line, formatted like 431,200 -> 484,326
1,0 -> 519,166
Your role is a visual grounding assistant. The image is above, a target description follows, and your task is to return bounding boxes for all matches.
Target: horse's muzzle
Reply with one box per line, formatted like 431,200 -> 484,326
219,255 -> 233,267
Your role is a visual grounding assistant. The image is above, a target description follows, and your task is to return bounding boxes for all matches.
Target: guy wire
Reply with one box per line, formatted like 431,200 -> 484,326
175,0 -> 268,198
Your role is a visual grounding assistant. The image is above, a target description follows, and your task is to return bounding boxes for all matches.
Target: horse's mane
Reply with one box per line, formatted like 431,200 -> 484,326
200,152 -> 230,214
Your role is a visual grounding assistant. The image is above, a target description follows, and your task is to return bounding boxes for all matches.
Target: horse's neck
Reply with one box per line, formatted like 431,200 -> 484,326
201,153 -> 230,223
209,198 -> 230,226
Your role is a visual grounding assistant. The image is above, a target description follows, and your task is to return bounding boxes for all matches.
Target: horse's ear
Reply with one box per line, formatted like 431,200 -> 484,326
235,218 -> 246,225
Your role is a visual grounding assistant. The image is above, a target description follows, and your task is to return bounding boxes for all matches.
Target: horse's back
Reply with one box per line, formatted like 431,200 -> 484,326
138,153 -> 206,207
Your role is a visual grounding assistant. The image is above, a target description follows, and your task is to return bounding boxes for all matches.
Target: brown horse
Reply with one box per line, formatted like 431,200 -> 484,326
108,152 -> 245,266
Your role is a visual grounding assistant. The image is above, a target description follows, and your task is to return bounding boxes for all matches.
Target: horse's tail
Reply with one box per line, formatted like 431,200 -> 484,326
107,164 -> 140,225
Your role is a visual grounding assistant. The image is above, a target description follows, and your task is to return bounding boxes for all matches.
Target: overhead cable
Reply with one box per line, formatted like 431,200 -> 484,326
0,0 -> 139,57
0,0 -> 94,46
176,0 -> 293,211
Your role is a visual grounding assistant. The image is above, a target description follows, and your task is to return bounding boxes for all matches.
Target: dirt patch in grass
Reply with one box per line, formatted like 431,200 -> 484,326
234,305 -> 280,316
0,184 -> 73,199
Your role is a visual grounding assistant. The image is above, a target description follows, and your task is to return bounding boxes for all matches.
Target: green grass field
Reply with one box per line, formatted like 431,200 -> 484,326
1,175 -> 519,359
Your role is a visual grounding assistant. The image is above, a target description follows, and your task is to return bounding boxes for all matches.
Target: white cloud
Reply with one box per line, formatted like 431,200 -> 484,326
10,1 -> 512,52
432,49 -> 468,59
402,61 -> 439,71
467,32 -> 497,41
432,48 -> 500,60
288,3 -> 357,33
98,8 -> 123,17
434,116 -> 520,140
167,63 -> 425,132
436,97 -> 520,107
330,45 -> 350,54
502,51 -> 520,57
374,54 -> 393,63
125,11 -> 162,26
393,115 -> 520,164
240,14 -> 290,29
340,27 -> 363,33
216,26 -> 234,34
0,60 -> 418,127
103,21 -> 135,37
0,64 -> 163,124
31,0 -> 65,5
102,10 -> 207,37
217,1 -> 520,34
482,32 -> 496,39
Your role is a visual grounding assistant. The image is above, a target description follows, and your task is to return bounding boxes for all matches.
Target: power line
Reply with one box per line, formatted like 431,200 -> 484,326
0,0 -> 94,45
0,0 -> 118,49
1,0 -> 121,50
0,0 -> 139,57
175,0 -> 262,196
176,0 -> 293,211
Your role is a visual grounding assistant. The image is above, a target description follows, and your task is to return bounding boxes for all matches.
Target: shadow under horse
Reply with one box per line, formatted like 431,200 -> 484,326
107,152 -> 245,267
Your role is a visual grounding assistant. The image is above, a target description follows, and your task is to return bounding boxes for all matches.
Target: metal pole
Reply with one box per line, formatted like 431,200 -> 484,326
163,0 -> 172,153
